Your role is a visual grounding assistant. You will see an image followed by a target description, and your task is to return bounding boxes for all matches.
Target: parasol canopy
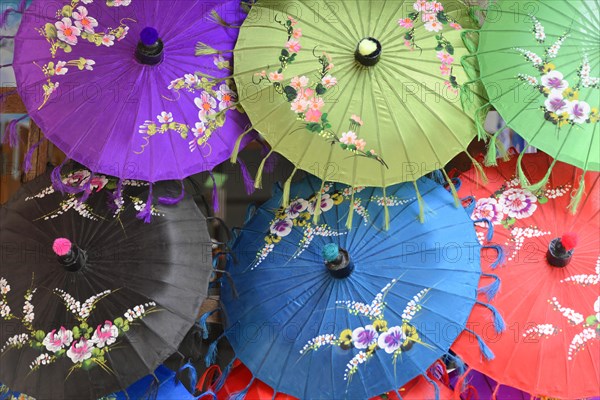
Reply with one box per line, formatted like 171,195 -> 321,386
462,0 -> 599,195
214,176 -> 504,400
231,0 -> 486,190
0,172 -> 213,399
10,0 -> 254,182
451,152 -> 600,399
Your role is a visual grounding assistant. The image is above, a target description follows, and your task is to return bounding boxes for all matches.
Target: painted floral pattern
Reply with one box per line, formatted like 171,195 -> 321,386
515,18 -> 599,127
34,1 -> 133,109
398,1 -> 462,90
252,15 -> 385,166
252,183 -> 413,269
300,279 -> 429,382
25,169 -> 161,221
0,276 -> 158,376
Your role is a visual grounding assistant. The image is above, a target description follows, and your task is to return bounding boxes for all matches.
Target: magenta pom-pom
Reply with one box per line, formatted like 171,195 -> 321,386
52,238 -> 72,256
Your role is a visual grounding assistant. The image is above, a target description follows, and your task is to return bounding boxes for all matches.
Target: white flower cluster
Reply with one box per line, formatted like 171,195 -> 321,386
300,333 -> 337,355
523,323 -> 559,338
336,300 -> 382,318
402,289 -> 430,322
1,333 -> 29,352
568,327 -> 596,360
517,73 -> 539,86
344,351 -> 369,380
293,225 -> 346,261
30,353 -> 52,370
0,278 -> 10,295
531,16 -> 546,42
561,262 -> 599,286
579,55 -> 600,88
545,33 -> 568,60
22,300 -> 35,324
543,184 -> 571,199
374,195 -> 414,207
55,289 -> 112,319
476,231 -> 486,245
353,199 -> 370,224
514,48 -> 543,67
0,300 -> 10,318
341,186 -> 365,197
549,297 -> 584,325
124,302 -> 155,322
131,197 -> 165,217
252,243 -> 275,270
25,185 -> 55,200
41,197 -> 100,221
507,226 -> 551,261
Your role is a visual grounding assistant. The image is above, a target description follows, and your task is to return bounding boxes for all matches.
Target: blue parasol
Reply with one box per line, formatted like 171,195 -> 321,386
212,176 -> 504,399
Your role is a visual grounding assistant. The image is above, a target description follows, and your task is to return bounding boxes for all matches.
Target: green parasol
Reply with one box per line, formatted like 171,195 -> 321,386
461,0 -> 599,211
227,0 -> 486,206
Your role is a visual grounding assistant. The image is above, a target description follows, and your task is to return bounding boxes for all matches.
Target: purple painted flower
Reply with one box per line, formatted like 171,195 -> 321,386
498,188 -> 538,219
351,325 -> 378,349
567,100 -> 591,124
541,70 -> 568,93
269,218 -> 293,237
471,197 -> 504,225
286,199 -> 308,218
377,326 -> 405,354
308,194 -> 334,214
545,94 -> 568,113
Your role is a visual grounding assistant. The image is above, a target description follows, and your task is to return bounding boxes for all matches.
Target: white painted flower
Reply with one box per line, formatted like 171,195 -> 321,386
24,313 -> 34,323
0,301 -> 10,318
54,61 -> 68,75
101,34 -> 115,47
351,325 -> 378,349
498,188 -> 538,219
23,301 -> 34,315
157,111 -> 173,124
541,70 -> 568,93
290,98 -> 308,113
270,218 -> 294,237
67,338 -> 93,364
43,327 -> 73,353
377,326 -> 405,354
194,92 -> 217,122
545,93 -> 568,114
72,6 -> 98,34
55,18 -> 81,45
216,83 -> 236,110
91,320 -> 119,348
285,198 -> 308,218
189,122 -> 207,152
472,197 -> 504,226
84,59 -> 95,70
0,278 -> 9,295
340,131 -> 357,145
291,76 -> 309,90
184,73 -> 199,86
566,100 -> 591,124
424,20 -> 443,32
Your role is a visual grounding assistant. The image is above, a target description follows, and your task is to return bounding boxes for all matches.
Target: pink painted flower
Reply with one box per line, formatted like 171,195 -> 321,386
189,122 -> 206,152
292,28 -> 302,39
101,34 -> 115,47
216,83 -> 236,110
55,18 -> 81,45
404,40 -> 413,48
286,39 -> 301,54
398,18 -> 413,29
63,170 -> 91,187
269,71 -> 284,82
354,139 -> 367,151
436,51 -> 454,64
290,99 -> 308,113
450,22 -> 462,30
91,321 -> 119,348
413,0 -> 428,11
498,188 -> 538,219
288,16 -> 298,26
72,6 -> 98,34
424,20 -> 443,32
299,88 -> 315,100
43,327 -> 73,353
67,338 -> 93,364
471,197 -> 504,225
54,61 -> 68,75
340,131 -> 358,145
427,1 -> 444,12
326,63 -> 334,71
291,76 -> 309,89
308,96 -> 325,111
321,75 -> 337,88
117,26 -> 129,41
305,109 -> 322,123
440,64 -> 451,76
157,111 -> 173,124
422,13 -> 437,23
194,92 -> 217,122
89,175 -> 108,192
350,115 -> 364,126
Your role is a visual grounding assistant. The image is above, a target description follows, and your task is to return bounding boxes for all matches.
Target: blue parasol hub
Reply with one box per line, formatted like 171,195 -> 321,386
140,27 -> 159,46
322,243 -> 340,262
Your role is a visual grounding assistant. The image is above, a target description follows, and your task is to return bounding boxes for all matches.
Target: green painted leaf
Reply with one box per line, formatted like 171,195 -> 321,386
61,5 -> 73,17
114,317 -> 124,328
72,326 -> 81,339
538,196 -> 548,204
435,44 -> 444,51
445,44 -> 454,55
306,123 -> 323,132
44,23 -> 57,38
63,44 -> 72,53
437,12 -> 448,24
34,330 -> 46,341
283,86 -> 297,102
281,49 -> 289,57
586,315 -> 597,326
56,349 -> 66,357
82,359 -> 94,370
315,83 -> 326,95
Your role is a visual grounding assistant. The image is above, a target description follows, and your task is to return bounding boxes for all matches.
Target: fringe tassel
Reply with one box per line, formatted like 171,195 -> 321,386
464,329 -> 495,360
312,180 -> 326,224
476,301 -> 506,333
472,218 -> 493,241
484,129 -> 502,166
198,309 -> 220,339
143,374 -> 160,400
77,172 -> 94,204
197,390 -> 217,399
281,168 -> 297,208
466,152 -> 488,184
478,273 -> 501,301
427,169 -> 445,185
264,152 -> 279,174
473,103 -> 491,142
204,334 -> 224,367
524,158 -> 556,194
175,360 -> 198,393
51,163 -> 85,195
441,169 -> 459,207
423,373 -> 440,400
230,127 -> 253,163
516,150 -> 531,188
3,115 -> 27,147
446,353 -> 466,377
209,9 -> 241,29
158,181 -> 185,205
345,190 -> 355,229
23,138 -> 44,172
229,377 -> 255,400
453,366 -> 471,400
461,195 -> 476,215
195,41 -> 220,56
214,359 -> 234,391
136,183 -> 154,223
254,151 -> 273,189
382,187 -> 390,230
108,179 -> 124,212
412,180 -> 425,223
483,244 -> 505,269
209,172 -> 220,212
237,158 -> 255,195
568,173 -> 586,214
460,29 -> 480,54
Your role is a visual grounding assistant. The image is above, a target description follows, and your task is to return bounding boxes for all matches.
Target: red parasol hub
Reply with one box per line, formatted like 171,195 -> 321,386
52,238 -> 72,256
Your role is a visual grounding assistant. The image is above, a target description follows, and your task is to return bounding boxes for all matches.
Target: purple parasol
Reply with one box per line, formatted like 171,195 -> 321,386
11,0 -> 254,185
